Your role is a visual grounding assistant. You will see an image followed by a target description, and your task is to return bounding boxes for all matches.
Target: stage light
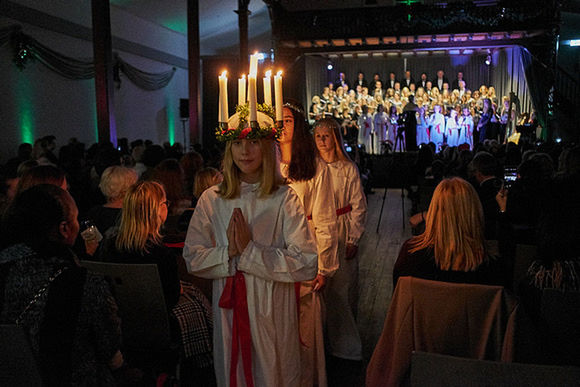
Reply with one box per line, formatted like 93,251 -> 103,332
555,137 -> 562,143
327,61 -> 333,71
485,55 -> 491,66
570,39 -> 580,47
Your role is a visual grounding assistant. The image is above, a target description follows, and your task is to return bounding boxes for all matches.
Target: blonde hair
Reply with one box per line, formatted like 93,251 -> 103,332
218,138 -> 282,199
194,167 -> 220,198
313,118 -> 351,162
116,181 -> 165,253
99,166 -> 138,202
409,177 -> 486,271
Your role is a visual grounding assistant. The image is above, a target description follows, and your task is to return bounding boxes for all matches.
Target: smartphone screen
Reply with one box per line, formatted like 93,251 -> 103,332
503,167 -> 517,189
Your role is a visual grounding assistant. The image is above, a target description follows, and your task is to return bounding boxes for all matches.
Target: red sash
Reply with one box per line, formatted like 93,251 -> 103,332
218,272 -> 254,387
307,204 -> 353,220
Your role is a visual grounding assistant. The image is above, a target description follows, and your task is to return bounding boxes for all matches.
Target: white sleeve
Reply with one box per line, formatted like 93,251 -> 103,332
346,164 -> 367,245
183,192 -> 236,279
311,164 -> 339,277
238,189 -> 318,283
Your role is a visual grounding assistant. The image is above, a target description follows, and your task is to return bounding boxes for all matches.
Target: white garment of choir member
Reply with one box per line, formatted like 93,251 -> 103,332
280,104 -> 339,387
357,106 -> 374,154
313,118 -> 367,363
184,136 -> 318,387
416,107 -> 430,146
372,105 -> 388,154
458,106 -> 474,149
446,109 -> 459,147
429,104 -> 445,152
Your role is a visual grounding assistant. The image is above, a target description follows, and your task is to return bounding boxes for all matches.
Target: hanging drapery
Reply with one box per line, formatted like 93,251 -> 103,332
520,47 -> 549,138
2,25 -> 176,90
116,55 -> 176,91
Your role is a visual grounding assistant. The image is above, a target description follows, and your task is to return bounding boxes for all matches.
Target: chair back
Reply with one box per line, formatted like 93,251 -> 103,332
367,277 -> 518,387
0,324 -> 43,386
540,289 -> 580,366
81,261 -> 171,351
410,351 -> 580,387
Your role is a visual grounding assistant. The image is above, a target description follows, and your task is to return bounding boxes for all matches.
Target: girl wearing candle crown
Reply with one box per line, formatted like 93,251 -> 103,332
184,111 -> 318,386
279,100 -> 339,387
313,118 -> 367,372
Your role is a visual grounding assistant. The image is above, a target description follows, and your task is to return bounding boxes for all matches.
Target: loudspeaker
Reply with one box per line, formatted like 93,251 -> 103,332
179,99 -> 189,119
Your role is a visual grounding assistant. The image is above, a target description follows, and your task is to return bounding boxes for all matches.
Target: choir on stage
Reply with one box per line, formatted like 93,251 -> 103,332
310,69 -> 538,154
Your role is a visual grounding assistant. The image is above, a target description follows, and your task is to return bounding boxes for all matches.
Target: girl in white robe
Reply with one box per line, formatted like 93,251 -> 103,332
416,107 -> 429,146
184,136 -> 318,387
458,106 -> 474,149
313,118 -> 367,363
372,105 -> 388,154
429,104 -> 445,152
357,106 -> 373,153
446,109 -> 459,147
280,103 -> 339,387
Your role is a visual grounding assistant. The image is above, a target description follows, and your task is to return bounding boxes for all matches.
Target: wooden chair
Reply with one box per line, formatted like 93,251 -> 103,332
410,351 -> 580,387
81,261 -> 179,373
0,324 -> 43,387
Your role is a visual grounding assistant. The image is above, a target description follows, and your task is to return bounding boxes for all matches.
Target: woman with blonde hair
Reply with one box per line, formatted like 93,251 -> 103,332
393,177 -> 506,289
313,118 -> 367,369
98,180 -> 180,310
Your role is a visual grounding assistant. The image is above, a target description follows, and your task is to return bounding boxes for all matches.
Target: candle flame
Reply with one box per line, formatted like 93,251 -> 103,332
241,74 -> 246,79
265,70 -> 272,78
276,70 -> 283,76
221,70 -> 227,77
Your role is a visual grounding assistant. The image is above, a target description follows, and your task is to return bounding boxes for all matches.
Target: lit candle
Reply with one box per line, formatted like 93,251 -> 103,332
238,74 -> 246,106
248,73 -> 258,122
263,70 -> 272,106
274,70 -> 283,122
218,70 -> 228,123
249,53 -> 258,79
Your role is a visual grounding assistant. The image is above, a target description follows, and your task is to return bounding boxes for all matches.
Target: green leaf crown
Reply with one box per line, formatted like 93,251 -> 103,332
215,103 -> 283,142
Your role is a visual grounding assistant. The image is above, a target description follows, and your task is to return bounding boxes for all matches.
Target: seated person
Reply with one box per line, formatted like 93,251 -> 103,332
98,181 -> 180,310
0,185 -> 124,385
394,177 -> 507,289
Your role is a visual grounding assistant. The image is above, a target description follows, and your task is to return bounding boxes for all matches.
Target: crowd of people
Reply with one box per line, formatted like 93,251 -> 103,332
0,101 -> 578,386
310,70 -> 539,154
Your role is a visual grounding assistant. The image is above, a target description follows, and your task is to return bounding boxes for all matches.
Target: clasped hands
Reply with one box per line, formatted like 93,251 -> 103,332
227,208 -> 252,259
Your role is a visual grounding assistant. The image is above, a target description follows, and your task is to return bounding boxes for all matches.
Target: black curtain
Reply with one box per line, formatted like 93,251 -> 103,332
520,47 -> 549,139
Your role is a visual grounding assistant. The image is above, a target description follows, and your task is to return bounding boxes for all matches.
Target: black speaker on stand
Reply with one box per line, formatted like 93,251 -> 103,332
179,98 -> 189,146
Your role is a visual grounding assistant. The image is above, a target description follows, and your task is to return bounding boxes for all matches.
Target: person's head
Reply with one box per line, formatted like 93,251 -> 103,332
375,80 -> 382,89
426,81 -> 432,89
1,184 -> 79,249
410,177 -> 486,271
99,166 -> 138,204
323,86 -> 330,95
282,102 -> 318,182
483,98 -> 492,113
457,71 -> 463,80
313,118 -> 351,163
150,159 -> 187,211
16,165 -> 67,195
194,167 -> 223,199
116,181 -> 167,252
336,86 -> 344,96
479,85 -> 488,95
462,105 -> 471,116
389,72 -> 396,80
373,73 -> 380,81
421,72 -> 427,81
405,70 -> 411,79
220,138 -> 280,199
488,86 -> 496,97
433,104 -> 442,114
469,151 -> 498,182
437,70 -> 444,79
394,82 -> 401,91
458,80 -> 465,89
339,72 -> 345,80
389,105 -> 397,115
357,71 -> 364,80
409,83 -> 416,92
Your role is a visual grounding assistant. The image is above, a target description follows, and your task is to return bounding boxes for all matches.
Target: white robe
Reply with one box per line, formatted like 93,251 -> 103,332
458,115 -> 474,149
357,114 -> 373,154
281,159 -> 339,387
324,160 -> 367,361
372,112 -> 388,154
183,183 -> 318,387
416,115 -> 429,146
446,116 -> 459,147
429,113 -> 445,152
